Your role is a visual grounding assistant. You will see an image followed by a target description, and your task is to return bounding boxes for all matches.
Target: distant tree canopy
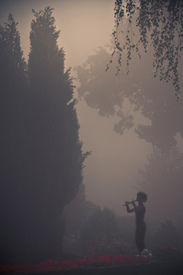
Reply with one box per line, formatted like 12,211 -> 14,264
109,0 -> 183,99
0,7 -> 88,264
76,0 -> 183,151
76,47 -> 183,152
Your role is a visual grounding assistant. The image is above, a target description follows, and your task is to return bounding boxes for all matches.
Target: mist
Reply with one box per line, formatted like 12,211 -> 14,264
1,0 -> 183,266
0,0 -> 154,213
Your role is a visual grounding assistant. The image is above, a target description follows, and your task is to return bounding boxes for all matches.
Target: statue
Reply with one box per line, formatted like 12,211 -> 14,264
124,192 -> 148,255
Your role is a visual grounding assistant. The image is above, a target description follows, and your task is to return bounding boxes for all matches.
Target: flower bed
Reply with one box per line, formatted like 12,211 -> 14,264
0,254 -> 151,273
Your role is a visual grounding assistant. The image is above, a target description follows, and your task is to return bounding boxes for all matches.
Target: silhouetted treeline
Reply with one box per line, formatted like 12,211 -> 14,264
0,7 -> 88,264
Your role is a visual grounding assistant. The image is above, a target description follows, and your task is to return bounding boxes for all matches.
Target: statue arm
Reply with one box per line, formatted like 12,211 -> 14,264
125,202 -> 135,213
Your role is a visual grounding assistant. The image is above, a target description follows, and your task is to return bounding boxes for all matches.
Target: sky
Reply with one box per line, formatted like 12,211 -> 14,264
0,0 -> 115,67
0,0 -> 153,215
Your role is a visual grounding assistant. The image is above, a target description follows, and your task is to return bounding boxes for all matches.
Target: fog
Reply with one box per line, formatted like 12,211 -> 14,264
1,0 -> 183,264
0,0 -> 154,215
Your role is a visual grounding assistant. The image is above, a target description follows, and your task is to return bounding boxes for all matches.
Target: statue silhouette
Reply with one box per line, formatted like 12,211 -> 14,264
125,192 -> 147,255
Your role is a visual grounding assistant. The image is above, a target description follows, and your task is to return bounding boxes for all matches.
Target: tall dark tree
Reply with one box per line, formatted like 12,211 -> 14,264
110,0 -> 183,99
63,183 -> 97,237
0,8 -> 88,264
24,7 -> 88,262
0,14 -> 27,264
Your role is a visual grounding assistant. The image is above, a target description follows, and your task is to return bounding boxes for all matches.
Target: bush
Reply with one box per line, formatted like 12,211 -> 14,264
151,220 -> 183,251
79,207 -> 119,255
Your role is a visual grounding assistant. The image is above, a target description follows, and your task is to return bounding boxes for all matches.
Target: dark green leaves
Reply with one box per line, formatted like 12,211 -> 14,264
110,0 -> 183,99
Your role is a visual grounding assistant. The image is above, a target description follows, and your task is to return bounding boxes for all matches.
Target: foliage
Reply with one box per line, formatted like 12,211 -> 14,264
0,7 -> 88,264
64,183 -> 97,236
28,6 -> 88,212
26,6 -> 89,262
136,147 -> 183,227
152,221 -> 183,249
116,216 -> 136,247
0,13 -> 28,264
109,0 -> 183,99
0,13 -> 27,80
76,46 -> 183,152
79,207 -> 119,254
76,47 -> 134,129
63,183 -> 97,255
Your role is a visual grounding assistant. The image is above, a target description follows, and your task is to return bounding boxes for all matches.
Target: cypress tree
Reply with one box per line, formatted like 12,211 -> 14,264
0,8 -> 88,264
0,14 -> 27,264
25,6 -> 88,262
